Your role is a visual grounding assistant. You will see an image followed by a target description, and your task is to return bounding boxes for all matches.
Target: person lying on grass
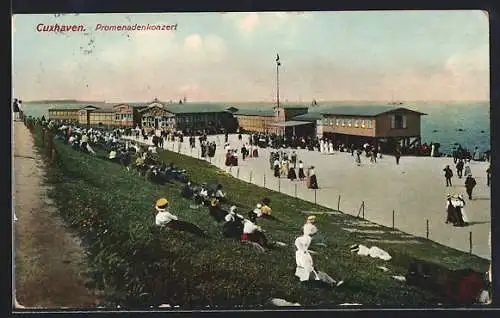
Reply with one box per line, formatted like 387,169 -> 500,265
241,212 -> 271,249
208,199 -> 227,223
154,198 -> 207,237
222,206 -> 245,238
295,226 -> 344,288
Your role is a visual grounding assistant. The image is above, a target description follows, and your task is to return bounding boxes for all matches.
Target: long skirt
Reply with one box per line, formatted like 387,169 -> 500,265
167,220 -> 206,237
309,175 -> 318,189
274,165 -> 280,177
298,168 -> 305,180
222,221 -> 243,238
253,149 -> 259,158
288,168 -> 297,180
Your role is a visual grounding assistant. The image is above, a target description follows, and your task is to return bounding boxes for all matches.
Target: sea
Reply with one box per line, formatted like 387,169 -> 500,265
18,101 -> 490,155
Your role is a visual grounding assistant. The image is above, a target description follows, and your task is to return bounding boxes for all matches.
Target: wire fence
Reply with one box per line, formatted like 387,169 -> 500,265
116,135 -> 479,256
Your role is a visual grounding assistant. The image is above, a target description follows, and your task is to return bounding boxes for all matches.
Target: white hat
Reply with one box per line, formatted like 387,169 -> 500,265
256,203 -> 262,208
230,206 -> 237,213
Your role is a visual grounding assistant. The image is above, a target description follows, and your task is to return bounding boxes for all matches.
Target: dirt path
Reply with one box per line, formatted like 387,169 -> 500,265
13,122 -> 101,308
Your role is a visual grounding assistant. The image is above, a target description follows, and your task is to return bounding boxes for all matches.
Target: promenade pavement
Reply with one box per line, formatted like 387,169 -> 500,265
124,133 -> 491,260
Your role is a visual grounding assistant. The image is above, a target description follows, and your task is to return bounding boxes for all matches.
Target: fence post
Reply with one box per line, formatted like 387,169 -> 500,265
237,167 -> 240,178
262,174 -> 265,187
337,195 -> 341,211
41,129 -> 45,147
278,177 -> 281,192
362,201 -> 365,218
295,183 -> 298,198
426,219 -> 429,239
469,231 -> 473,254
314,189 -> 317,205
51,148 -> 56,164
392,210 -> 395,229
198,149 -> 200,159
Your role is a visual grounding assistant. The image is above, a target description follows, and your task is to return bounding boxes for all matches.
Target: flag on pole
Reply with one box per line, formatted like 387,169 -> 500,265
276,54 -> 281,66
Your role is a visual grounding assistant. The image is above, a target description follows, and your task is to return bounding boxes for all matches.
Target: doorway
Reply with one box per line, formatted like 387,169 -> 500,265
154,118 -> 159,129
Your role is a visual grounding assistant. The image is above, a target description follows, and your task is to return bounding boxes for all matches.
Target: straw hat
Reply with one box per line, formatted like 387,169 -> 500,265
156,198 -> 168,209
211,199 -> 219,207
307,215 -> 316,223
256,203 -> 262,209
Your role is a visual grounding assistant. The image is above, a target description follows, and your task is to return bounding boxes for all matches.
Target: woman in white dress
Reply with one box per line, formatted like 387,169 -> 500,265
295,225 -> 343,287
320,139 -> 325,153
328,140 -> 334,154
455,195 -> 470,225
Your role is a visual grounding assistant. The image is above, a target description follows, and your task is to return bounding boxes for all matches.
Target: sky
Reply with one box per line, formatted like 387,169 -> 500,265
12,11 -> 489,102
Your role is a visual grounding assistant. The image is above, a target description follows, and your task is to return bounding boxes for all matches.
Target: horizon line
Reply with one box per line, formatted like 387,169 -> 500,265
21,99 -> 490,104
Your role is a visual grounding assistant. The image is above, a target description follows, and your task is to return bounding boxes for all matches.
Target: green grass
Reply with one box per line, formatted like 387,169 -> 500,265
32,125 -> 489,308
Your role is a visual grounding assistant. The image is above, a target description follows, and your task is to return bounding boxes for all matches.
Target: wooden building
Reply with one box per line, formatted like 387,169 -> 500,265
78,105 -> 116,127
233,109 -> 275,133
293,105 -> 426,151
234,104 -> 309,134
138,99 -> 237,133
112,103 -> 148,127
48,104 -> 84,122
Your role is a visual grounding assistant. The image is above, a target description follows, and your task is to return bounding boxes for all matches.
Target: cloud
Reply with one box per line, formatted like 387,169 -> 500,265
240,13 -> 259,33
227,12 -> 311,35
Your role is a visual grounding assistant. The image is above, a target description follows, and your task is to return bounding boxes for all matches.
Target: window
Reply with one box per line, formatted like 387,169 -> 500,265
336,119 -> 340,126
354,120 -> 359,128
348,119 -> 352,127
341,120 -> 345,127
368,120 -> 373,129
391,114 -> 407,129
361,120 -> 366,128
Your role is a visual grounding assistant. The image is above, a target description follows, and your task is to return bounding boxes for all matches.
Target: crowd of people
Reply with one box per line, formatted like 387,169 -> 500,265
21,115 -> 493,304
35,118 -> 346,289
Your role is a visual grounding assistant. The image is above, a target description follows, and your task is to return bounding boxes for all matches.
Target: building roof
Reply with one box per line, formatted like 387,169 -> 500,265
267,120 -> 314,127
292,113 -> 325,122
279,104 -> 309,109
310,105 -> 427,117
48,102 -> 111,110
234,108 -> 275,117
167,103 -> 233,114
140,102 -> 233,114
92,108 -> 116,113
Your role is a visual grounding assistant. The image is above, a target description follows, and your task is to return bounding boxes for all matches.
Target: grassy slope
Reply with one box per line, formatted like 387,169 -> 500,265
41,134 -> 489,308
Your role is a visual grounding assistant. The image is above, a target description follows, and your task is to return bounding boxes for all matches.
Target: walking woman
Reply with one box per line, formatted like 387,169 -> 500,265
298,160 -> 306,181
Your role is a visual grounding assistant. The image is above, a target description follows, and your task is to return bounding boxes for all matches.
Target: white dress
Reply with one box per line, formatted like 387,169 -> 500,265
320,140 -> 325,153
295,235 -> 314,281
328,142 -> 334,154
451,198 -> 469,223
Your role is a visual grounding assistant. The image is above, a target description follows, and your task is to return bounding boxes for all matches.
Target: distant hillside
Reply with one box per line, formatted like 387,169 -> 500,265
23,100 -> 106,104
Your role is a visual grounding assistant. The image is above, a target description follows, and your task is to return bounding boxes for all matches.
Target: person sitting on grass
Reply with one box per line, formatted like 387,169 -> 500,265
214,184 -> 226,202
108,148 -> 118,163
222,206 -> 245,238
208,199 -> 227,223
182,182 -> 195,199
259,197 -> 278,221
154,198 -> 207,237
241,212 -> 269,249
199,184 -> 210,205
119,148 -> 132,171
295,226 -> 344,288
303,215 -> 318,236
